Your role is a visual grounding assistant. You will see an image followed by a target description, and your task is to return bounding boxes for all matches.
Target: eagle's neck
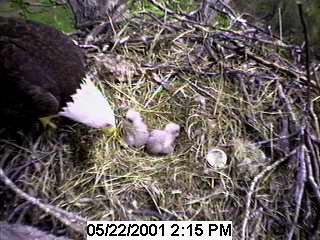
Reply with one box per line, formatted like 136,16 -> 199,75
59,77 -> 115,128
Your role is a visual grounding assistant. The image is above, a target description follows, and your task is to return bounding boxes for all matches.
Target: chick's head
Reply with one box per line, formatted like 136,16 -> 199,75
164,122 -> 180,137
125,109 -> 143,125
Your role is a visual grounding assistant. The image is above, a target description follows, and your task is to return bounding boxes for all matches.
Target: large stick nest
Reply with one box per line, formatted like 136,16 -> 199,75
0,1 -> 319,239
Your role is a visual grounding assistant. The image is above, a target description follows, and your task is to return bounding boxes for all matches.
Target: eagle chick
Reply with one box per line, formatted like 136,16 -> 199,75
146,122 -> 180,155
124,109 -> 149,148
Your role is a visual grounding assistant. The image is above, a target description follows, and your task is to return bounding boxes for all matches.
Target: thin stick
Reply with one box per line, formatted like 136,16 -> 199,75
288,146 -> 306,240
278,7 -> 283,42
0,168 -> 86,234
241,149 -> 297,240
297,2 -> 311,101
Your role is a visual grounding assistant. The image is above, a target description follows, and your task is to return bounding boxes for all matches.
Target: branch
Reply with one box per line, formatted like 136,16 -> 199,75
241,149 -> 297,240
0,168 -> 86,234
297,2 -> 311,100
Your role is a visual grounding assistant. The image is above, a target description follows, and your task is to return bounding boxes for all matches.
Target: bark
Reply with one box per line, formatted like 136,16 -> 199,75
67,0 -> 127,27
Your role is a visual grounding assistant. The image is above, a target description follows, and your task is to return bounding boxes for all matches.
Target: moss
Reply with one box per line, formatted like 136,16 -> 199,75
130,0 -> 199,16
130,0 -> 165,17
0,0 -> 75,33
24,3 -> 75,33
166,0 -> 199,13
216,14 -> 230,28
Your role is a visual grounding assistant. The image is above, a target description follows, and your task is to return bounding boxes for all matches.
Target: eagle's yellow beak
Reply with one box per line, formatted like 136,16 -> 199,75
39,115 -> 58,129
102,127 -> 117,135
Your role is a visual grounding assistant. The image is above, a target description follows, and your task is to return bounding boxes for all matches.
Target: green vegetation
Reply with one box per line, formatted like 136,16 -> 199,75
25,3 -> 75,33
166,0 -> 199,13
130,0 -> 199,16
130,0 -> 165,16
0,0 -> 75,32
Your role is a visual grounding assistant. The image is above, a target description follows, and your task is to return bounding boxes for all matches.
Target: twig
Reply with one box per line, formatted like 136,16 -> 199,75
277,84 -> 298,127
309,99 -> 320,138
304,149 -> 320,204
148,0 -> 174,15
297,2 -> 311,102
246,50 -> 306,81
305,131 -> 320,184
278,7 -> 283,42
288,145 -> 306,240
0,168 -> 86,234
241,149 -> 297,240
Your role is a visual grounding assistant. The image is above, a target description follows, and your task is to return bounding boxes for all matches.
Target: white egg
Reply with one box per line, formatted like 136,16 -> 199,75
206,148 -> 227,169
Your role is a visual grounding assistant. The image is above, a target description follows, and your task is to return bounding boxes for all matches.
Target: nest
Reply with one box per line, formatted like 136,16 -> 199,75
0,1 -> 319,239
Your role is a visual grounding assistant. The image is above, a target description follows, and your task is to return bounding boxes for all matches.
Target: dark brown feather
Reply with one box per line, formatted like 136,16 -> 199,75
0,17 -> 86,127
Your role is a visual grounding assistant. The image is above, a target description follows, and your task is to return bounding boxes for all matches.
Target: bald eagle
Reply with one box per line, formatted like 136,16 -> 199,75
0,17 -> 115,129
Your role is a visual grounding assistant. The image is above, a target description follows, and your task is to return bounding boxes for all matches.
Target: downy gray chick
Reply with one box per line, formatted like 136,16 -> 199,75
146,122 -> 180,155
124,109 -> 149,148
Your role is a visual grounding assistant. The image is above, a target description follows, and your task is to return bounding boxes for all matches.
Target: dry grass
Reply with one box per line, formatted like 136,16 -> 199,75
1,2 -> 320,239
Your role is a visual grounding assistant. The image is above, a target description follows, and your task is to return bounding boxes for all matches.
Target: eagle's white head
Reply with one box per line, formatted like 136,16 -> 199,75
59,77 -> 116,128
